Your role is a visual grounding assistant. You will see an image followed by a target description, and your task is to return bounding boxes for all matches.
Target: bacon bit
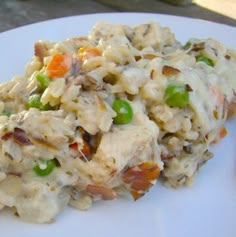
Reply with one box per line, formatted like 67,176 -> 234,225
225,54 -> 231,60
185,84 -> 193,92
86,185 -> 117,200
2,132 -> 13,141
13,128 -> 32,145
34,42 -> 48,61
122,162 -> 160,200
191,42 -> 205,51
162,65 -> 180,76
46,54 -> 72,78
78,46 -> 101,61
2,128 -> 31,145
135,55 -> 142,61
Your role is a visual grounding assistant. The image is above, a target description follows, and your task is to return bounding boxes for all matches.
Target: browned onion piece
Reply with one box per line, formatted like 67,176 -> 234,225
1,128 -> 31,145
162,65 -> 180,76
86,185 -> 117,200
34,42 -> 48,61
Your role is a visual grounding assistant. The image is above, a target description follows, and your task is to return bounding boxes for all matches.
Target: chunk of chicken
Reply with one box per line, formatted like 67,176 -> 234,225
80,101 -> 163,187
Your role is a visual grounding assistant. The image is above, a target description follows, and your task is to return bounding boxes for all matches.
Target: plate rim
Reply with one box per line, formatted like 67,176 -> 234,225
1,12 -> 236,36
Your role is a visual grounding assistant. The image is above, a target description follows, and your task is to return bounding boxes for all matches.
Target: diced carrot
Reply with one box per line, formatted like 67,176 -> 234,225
46,54 -> 72,78
78,46 -> 101,61
69,141 -> 91,159
219,126 -> 227,139
69,142 -> 78,150
211,126 -> 228,144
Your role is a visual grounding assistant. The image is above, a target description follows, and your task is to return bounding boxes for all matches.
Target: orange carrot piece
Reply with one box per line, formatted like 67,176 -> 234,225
46,54 -> 72,78
211,126 -> 228,144
69,142 -> 78,150
219,126 -> 227,139
78,47 -> 101,61
69,141 -> 91,157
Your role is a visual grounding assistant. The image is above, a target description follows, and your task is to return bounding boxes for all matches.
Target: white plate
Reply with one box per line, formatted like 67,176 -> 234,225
0,13 -> 235,237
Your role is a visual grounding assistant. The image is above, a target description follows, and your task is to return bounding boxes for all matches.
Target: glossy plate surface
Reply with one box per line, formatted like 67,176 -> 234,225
0,13 -> 235,237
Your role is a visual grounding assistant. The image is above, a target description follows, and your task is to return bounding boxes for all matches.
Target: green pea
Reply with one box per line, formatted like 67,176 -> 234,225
27,94 -> 42,109
183,41 -> 191,50
196,55 -> 214,67
27,94 -> 53,110
164,83 -> 190,108
33,159 -> 56,176
112,99 -> 133,125
1,110 -> 12,117
40,102 -> 54,111
36,73 -> 50,89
